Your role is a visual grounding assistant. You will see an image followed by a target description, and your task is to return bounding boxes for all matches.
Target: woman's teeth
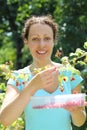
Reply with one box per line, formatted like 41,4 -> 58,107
37,51 -> 46,54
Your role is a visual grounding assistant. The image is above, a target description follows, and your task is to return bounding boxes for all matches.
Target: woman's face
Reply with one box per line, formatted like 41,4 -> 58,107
25,23 -> 54,63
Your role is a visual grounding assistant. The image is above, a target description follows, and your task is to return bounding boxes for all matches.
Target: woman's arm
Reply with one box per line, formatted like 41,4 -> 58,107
0,82 -> 36,126
70,84 -> 86,127
65,84 -> 86,127
0,67 -> 58,126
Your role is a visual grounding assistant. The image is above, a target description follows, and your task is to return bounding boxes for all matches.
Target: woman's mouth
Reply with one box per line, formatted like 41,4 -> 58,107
36,51 -> 47,55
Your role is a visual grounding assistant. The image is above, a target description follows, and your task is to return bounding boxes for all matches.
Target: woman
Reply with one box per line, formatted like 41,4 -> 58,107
0,15 -> 86,130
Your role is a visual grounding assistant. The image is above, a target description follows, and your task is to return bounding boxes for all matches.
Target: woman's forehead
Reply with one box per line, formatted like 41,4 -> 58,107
29,23 -> 53,36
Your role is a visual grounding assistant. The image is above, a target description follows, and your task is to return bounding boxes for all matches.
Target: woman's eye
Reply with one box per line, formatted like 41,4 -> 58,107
32,38 -> 39,41
44,37 -> 50,41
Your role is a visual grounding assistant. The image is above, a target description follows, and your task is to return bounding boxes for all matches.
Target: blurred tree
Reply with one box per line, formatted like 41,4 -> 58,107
0,1 -> 87,129
0,0 -> 25,69
0,0 -> 87,67
0,0 -> 59,69
54,0 -> 87,55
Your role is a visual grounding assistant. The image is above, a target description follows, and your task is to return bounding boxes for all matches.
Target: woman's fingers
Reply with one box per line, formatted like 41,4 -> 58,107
32,66 -> 59,90
39,67 -> 58,89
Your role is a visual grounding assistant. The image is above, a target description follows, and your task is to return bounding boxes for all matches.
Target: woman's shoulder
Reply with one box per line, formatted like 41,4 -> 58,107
13,66 -> 29,74
10,66 -> 31,79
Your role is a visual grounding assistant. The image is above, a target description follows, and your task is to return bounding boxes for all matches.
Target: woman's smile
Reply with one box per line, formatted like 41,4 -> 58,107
36,50 -> 47,55
26,23 -> 54,63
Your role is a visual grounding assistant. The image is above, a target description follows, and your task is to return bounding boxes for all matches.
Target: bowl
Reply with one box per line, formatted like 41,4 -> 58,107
31,93 -> 86,109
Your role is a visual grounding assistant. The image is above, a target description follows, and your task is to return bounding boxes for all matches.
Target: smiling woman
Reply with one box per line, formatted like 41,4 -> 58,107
0,15 -> 86,130
23,16 -> 57,67
25,23 -> 54,65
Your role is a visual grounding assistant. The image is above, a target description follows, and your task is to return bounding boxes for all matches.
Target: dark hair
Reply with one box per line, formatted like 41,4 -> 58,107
22,15 -> 58,42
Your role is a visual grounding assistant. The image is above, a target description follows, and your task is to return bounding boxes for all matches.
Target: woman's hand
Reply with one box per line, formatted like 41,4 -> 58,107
63,105 -> 84,113
29,67 -> 59,91
64,105 -> 86,127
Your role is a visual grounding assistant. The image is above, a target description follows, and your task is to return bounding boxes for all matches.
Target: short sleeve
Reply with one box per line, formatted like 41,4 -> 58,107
60,69 -> 83,92
7,68 -> 31,91
70,74 -> 83,90
7,71 -> 24,91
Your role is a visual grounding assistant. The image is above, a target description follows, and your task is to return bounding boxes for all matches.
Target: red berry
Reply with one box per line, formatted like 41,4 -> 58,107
60,86 -> 64,92
22,82 -> 25,84
63,78 -> 66,81
16,81 -> 19,86
71,77 -> 75,81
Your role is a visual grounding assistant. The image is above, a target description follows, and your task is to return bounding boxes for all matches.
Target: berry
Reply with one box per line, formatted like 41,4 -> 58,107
71,77 -> 75,81
60,86 -> 64,92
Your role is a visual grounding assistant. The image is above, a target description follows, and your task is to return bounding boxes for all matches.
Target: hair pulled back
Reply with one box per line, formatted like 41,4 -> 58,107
22,15 -> 58,42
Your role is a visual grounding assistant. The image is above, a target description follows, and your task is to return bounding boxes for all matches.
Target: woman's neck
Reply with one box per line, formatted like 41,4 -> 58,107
31,60 -> 54,68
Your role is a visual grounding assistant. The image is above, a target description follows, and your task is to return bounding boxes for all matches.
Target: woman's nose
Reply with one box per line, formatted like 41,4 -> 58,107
39,39 -> 45,47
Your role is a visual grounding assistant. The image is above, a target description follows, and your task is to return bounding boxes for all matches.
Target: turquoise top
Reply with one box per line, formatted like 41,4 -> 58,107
7,66 -> 83,130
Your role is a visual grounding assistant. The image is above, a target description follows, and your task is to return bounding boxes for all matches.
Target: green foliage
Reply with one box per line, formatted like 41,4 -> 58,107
0,0 -> 87,68
54,0 -> 87,55
66,42 -> 87,93
0,0 -> 87,129
0,35 -> 16,67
